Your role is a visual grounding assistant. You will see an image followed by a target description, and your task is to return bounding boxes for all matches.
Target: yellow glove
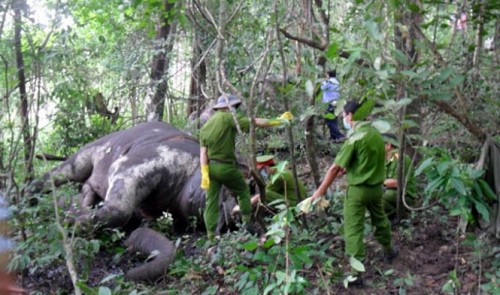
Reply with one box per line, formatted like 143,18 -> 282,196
268,112 -> 292,126
279,111 -> 293,121
268,119 -> 283,126
201,164 -> 210,190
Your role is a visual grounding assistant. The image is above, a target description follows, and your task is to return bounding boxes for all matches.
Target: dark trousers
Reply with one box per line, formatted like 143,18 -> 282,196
324,104 -> 344,140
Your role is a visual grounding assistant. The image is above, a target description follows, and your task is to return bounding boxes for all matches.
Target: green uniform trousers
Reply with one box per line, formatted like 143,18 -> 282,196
383,189 -> 414,219
383,189 -> 398,218
344,184 -> 392,260
204,162 -> 252,239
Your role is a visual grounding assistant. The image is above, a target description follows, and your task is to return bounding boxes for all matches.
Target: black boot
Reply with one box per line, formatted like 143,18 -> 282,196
384,246 -> 399,263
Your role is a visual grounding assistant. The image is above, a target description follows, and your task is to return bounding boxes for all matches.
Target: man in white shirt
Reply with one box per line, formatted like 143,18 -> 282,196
321,70 -> 345,142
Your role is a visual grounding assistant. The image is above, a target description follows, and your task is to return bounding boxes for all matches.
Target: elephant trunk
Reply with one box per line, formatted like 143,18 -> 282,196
124,227 -> 176,282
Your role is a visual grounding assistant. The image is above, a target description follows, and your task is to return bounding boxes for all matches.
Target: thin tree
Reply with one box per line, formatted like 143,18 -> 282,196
146,0 -> 177,122
13,0 -> 34,183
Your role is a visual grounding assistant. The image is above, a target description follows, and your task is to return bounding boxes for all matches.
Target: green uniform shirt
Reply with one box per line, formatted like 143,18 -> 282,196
386,151 -> 416,197
334,122 -> 385,186
266,170 -> 306,206
200,111 -> 250,162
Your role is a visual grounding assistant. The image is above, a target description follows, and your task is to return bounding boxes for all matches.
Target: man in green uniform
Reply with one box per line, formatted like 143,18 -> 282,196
232,155 -> 306,215
382,133 -> 416,223
308,99 -> 398,282
199,94 -> 292,240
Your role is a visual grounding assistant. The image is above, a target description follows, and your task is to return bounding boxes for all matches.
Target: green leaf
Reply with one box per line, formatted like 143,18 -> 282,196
349,256 -> 365,272
469,168 -> 484,180
430,91 -> 453,101
376,70 -> 389,80
296,252 -> 313,265
326,42 -> 339,59
404,277 -> 415,286
478,180 -> 497,201
449,75 -> 464,87
437,161 -> 451,175
394,49 -> 409,66
263,283 -> 277,295
201,285 -> 218,295
401,119 -> 420,130
415,158 -> 434,175
401,70 -> 416,79
426,177 -> 445,194
343,275 -> 358,288
473,201 -> 490,221
364,20 -> 382,41
388,0 -> 401,8
348,49 -> 362,64
276,271 -> 287,285
371,120 -> 391,133
437,68 -> 453,82
352,98 -> 375,121
301,106 -> 318,120
473,181 -> 484,199
242,241 -> 258,251
98,287 -> 112,295
451,178 -> 467,196
263,238 -> 275,248
407,2 -> 421,12
449,208 -> 463,216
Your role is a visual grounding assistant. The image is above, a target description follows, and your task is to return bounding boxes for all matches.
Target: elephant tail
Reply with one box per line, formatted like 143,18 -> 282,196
124,227 -> 176,282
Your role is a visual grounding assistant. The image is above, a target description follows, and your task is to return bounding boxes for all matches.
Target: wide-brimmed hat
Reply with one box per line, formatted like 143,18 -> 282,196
212,94 -> 242,110
256,155 -> 275,168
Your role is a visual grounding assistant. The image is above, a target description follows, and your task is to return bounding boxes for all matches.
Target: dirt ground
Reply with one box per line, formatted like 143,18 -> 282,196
16,152 -> 499,294
17,204 -> 498,294
329,213 -> 480,295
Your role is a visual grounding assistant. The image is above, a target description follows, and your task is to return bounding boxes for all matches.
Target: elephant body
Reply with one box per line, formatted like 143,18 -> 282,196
30,121 -> 237,281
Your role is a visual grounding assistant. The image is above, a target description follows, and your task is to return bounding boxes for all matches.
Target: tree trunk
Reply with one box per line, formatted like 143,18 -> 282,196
305,116 -> 321,187
393,4 -> 421,220
146,0 -> 176,122
13,0 -> 33,183
187,31 -> 208,124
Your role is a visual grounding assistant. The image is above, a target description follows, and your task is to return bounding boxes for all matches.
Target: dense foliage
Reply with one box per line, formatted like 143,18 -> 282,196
0,0 -> 498,293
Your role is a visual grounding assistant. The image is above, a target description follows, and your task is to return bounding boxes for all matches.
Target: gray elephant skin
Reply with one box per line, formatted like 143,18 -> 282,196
30,121 -> 236,282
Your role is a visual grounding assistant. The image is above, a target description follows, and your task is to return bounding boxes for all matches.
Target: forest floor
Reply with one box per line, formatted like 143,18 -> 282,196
18,197 -> 499,295
16,150 -> 500,294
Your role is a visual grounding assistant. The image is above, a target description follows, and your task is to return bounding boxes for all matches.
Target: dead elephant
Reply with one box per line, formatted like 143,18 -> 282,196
30,121 -> 238,282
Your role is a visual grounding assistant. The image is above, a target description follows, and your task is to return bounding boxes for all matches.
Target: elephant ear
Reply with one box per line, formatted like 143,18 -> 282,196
352,98 -> 375,121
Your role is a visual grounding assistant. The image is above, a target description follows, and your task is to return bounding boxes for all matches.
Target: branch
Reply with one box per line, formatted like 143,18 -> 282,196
278,28 -> 327,50
427,98 -> 486,142
413,25 -> 487,141
35,153 -> 67,161
278,28 -> 369,67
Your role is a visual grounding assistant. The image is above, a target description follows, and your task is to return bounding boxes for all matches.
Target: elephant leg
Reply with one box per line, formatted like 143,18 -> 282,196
77,172 -> 150,228
80,182 -> 100,208
30,146 -> 99,194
